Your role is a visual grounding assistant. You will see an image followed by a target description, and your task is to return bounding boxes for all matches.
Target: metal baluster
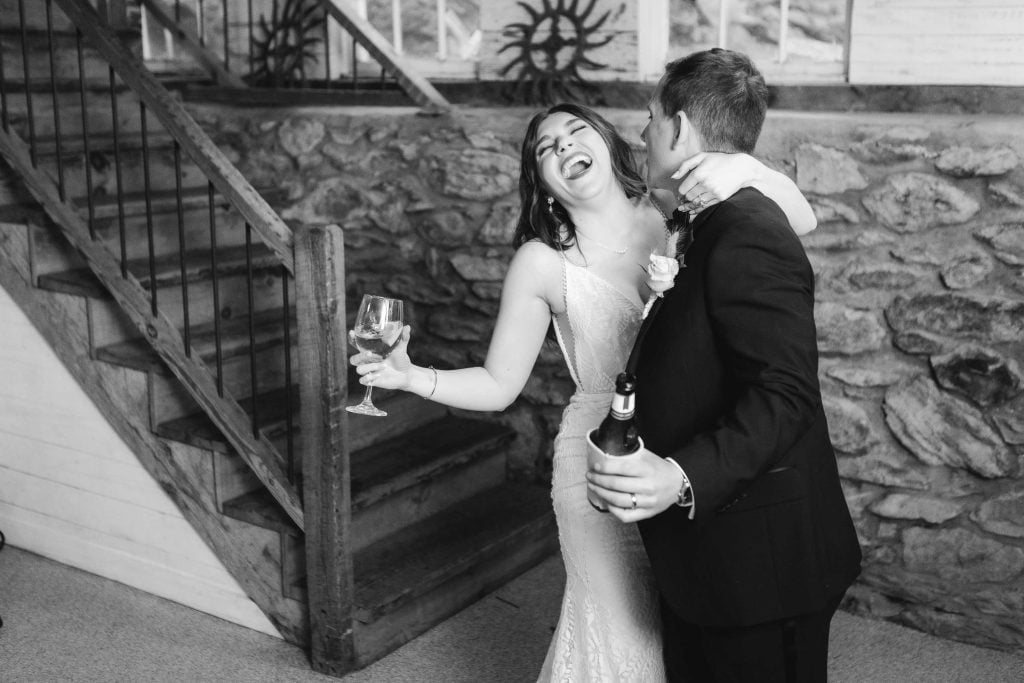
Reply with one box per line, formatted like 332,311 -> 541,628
45,0 -> 65,200
222,0 -> 229,72
323,9 -> 331,88
140,102 -> 158,316
271,0 -> 279,86
198,0 -> 206,46
298,0 -> 307,88
282,271 -> 294,481
0,20 -> 9,132
247,0 -> 254,78
245,222 -> 259,436
76,30 -> 96,239
208,181 -> 224,395
174,140 -> 191,353
18,0 -> 37,165
351,34 -> 358,89
109,66 -> 128,277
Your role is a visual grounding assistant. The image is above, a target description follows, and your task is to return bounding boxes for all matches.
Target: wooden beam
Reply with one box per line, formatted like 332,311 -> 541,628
0,125 -> 304,531
321,0 -> 450,111
97,0 -> 129,29
52,0 -> 294,272
296,224 -> 356,675
138,0 -> 247,88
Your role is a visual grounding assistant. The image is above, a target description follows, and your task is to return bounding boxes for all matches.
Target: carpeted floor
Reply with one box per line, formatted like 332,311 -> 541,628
1,545 -> 1022,682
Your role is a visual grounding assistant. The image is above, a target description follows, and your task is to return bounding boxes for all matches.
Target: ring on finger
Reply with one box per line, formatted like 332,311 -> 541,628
630,493 -> 638,510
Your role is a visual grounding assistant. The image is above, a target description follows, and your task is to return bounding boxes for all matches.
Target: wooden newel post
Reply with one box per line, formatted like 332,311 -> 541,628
295,224 -> 356,675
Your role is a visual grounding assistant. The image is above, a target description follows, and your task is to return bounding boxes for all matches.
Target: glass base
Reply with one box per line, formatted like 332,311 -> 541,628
346,402 -> 387,417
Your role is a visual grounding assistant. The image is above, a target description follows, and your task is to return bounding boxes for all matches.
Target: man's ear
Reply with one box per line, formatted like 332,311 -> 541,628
671,111 -> 690,151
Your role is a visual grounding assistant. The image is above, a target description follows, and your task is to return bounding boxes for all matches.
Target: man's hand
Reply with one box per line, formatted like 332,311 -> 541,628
586,447 -> 684,523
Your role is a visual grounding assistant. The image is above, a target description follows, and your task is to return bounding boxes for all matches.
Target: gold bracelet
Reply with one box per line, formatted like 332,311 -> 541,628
426,365 -> 438,399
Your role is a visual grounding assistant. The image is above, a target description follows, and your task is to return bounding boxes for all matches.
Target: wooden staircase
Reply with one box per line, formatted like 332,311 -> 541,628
0,0 -> 554,675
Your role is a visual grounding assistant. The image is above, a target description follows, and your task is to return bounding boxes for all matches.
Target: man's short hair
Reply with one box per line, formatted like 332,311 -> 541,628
657,48 -> 768,154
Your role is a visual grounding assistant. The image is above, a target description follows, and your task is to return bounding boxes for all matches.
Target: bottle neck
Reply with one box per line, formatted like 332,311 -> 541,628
609,392 -> 635,420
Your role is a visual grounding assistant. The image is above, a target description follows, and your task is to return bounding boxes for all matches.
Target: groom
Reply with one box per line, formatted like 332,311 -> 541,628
587,49 -> 862,681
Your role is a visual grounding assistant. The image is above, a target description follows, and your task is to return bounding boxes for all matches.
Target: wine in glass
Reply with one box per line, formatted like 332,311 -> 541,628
347,294 -> 404,417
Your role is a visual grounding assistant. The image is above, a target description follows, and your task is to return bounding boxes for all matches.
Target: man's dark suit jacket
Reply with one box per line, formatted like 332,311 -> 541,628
633,187 -> 861,629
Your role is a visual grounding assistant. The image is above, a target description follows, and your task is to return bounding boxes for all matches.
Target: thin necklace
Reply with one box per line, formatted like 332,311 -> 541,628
648,194 -> 668,222
575,228 -> 629,255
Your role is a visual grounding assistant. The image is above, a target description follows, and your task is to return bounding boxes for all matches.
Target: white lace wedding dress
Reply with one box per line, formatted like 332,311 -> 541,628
536,254 -> 666,682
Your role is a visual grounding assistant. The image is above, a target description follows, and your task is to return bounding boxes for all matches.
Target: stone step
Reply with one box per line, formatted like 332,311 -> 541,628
218,415 -> 512,552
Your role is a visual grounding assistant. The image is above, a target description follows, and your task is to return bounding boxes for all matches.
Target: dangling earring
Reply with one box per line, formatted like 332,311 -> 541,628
547,196 -> 555,215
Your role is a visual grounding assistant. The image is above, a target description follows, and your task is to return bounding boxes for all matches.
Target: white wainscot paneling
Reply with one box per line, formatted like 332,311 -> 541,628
850,0 -> 1024,85
0,286 -> 279,637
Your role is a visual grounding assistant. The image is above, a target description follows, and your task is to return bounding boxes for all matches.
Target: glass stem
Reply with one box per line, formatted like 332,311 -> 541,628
360,382 -> 374,406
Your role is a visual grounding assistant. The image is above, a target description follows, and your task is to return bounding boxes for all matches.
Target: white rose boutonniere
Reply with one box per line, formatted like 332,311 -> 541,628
641,251 -> 680,319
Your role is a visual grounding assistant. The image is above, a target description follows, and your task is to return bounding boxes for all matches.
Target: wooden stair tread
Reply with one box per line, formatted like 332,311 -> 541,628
219,415 -> 516,535
29,130 -> 177,156
155,384 -> 297,452
36,241 -> 280,298
0,26 -> 139,40
0,184 -> 288,225
95,306 -> 295,373
350,416 -> 515,510
352,481 -> 554,622
153,366 -> 447,453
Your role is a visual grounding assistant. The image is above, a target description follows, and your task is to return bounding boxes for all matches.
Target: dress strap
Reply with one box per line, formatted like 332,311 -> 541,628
552,248 -> 583,392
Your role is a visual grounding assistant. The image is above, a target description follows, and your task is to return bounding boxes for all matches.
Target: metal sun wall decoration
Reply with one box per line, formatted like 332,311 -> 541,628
249,0 -> 325,88
499,0 -> 614,106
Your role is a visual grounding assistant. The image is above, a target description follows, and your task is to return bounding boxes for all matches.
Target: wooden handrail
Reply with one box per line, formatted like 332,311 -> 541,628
0,124 -> 305,529
53,0 -> 295,273
296,224 -> 355,675
321,0 -> 450,111
138,0 -> 451,110
137,0 -> 247,88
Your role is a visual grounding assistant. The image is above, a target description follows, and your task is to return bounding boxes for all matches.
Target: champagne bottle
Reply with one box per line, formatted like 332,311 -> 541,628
593,373 -> 640,455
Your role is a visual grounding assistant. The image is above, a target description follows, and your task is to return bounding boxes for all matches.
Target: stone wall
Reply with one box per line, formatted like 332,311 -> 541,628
191,103 -> 1024,652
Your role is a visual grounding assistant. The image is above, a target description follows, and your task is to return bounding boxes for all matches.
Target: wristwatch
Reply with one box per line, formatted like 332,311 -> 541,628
665,457 -> 694,511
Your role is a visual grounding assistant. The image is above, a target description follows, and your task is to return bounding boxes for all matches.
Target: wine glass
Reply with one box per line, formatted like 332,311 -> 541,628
346,294 -> 404,417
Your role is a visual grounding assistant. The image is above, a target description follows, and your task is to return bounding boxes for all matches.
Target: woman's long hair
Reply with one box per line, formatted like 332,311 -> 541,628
512,103 -> 647,250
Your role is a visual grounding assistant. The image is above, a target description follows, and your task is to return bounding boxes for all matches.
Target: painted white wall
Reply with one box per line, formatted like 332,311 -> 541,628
0,286 -> 280,638
850,0 -> 1024,85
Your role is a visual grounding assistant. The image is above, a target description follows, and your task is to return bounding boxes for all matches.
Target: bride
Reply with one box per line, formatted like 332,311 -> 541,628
351,103 -> 816,682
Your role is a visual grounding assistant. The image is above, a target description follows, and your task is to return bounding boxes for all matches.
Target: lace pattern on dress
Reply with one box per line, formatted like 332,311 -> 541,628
538,250 -> 665,683
552,251 -> 643,395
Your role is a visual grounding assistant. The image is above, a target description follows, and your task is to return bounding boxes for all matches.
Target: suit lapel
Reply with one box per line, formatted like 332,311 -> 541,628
625,296 -> 663,375
626,204 -> 718,376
